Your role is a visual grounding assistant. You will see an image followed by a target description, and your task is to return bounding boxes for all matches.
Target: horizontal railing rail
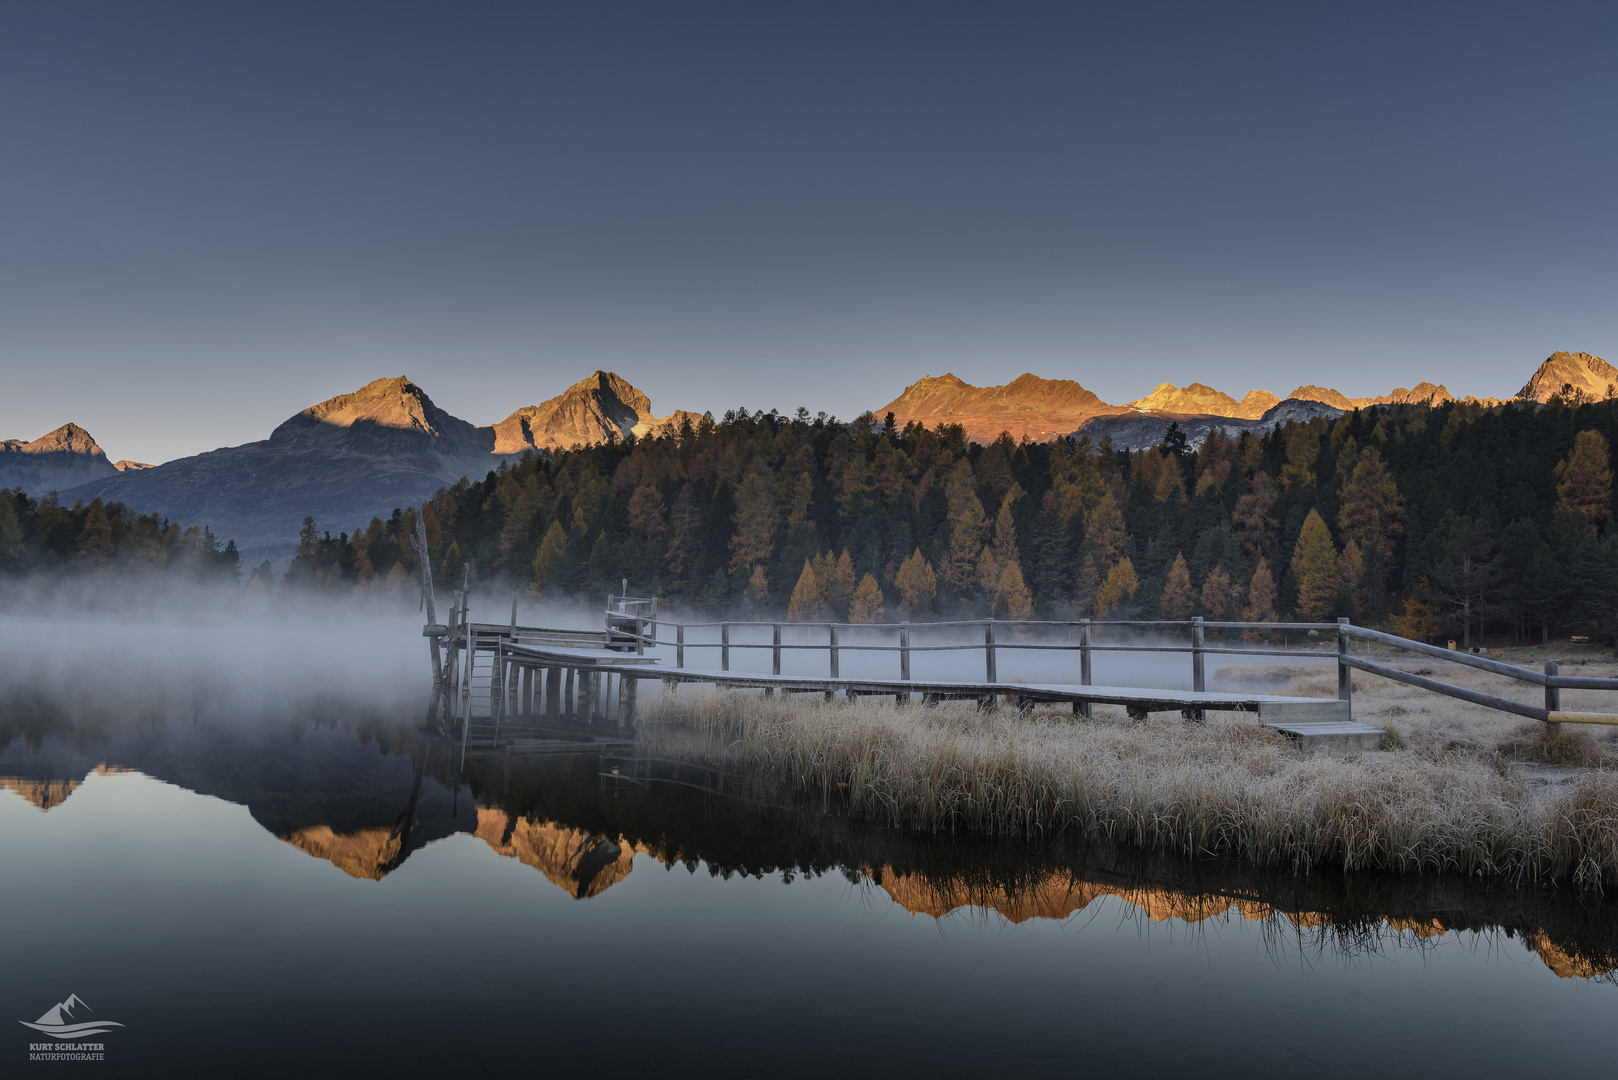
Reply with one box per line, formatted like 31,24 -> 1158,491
591,607 -> 1618,726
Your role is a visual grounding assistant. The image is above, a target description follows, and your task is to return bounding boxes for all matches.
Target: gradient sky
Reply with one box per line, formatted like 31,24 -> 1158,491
2,1 -> 1615,464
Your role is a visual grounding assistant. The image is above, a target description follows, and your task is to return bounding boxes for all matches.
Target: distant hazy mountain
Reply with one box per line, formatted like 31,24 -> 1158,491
57,371 -> 687,546
1077,397 -> 1350,451
1516,351 -> 1618,404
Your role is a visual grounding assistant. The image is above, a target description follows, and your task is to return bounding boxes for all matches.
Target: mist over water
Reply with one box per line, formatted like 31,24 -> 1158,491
2,607 -> 1617,1077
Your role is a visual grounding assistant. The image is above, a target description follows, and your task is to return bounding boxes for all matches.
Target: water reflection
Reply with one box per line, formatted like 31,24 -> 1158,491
5,684 -> 1617,988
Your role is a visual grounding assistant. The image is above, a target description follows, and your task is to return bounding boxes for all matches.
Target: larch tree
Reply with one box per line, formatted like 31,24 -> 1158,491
1085,494 -> 1129,568
849,573 -> 886,623
729,463 -> 778,574
1073,554 -> 1101,617
996,560 -> 1034,620
1231,473 -> 1277,559
1094,557 -> 1139,617
787,560 -> 824,621
1199,565 -> 1238,620
1242,558 -> 1278,628
941,460 -> 988,594
1290,509 -> 1341,620
894,549 -> 937,619
530,520 -> 569,595
1337,447 -> 1405,613
745,564 -> 771,616
1339,538 -> 1368,616
1556,430 -> 1614,528
977,490 -> 1022,598
1159,552 -> 1194,620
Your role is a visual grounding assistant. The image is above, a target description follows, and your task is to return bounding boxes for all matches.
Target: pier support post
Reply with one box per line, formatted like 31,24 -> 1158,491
565,668 -> 576,715
1189,617 -> 1206,722
618,675 -> 638,726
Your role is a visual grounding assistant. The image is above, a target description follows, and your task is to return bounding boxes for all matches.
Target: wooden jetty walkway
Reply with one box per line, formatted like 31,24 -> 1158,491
409,515 -> 1618,762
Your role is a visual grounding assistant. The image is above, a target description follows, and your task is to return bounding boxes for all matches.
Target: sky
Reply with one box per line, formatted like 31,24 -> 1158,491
2,1 -> 1616,464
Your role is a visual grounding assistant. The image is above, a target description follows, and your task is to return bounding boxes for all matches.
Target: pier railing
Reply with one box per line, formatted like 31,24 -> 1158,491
601,605 -> 1618,726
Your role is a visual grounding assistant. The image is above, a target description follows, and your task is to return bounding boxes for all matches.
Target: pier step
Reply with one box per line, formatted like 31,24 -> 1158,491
1264,719 -> 1385,752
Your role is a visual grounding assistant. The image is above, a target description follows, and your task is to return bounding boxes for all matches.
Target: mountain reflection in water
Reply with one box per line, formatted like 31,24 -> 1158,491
5,682 -> 1618,989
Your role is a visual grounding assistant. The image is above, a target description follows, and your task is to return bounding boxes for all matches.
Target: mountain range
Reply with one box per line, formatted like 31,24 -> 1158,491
3,351 -> 1610,547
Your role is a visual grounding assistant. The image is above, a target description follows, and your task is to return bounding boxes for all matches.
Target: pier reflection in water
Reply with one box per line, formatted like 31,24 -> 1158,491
3,672 -> 1618,1077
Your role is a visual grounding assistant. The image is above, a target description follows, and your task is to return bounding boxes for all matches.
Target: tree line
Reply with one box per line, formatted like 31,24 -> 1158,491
6,395 -> 1618,646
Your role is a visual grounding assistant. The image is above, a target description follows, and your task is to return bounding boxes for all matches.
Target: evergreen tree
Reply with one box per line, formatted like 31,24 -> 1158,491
1556,430 -> 1614,527
1242,558 -> 1278,631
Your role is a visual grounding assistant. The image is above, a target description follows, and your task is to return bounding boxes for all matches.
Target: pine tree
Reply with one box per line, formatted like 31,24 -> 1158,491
77,498 -> 114,564
1339,537 -> 1368,616
1556,430 -> 1614,527
1159,552 -> 1194,620
1232,473 -> 1277,559
1290,509 -> 1341,620
894,549 -> 937,619
977,491 -> 1021,598
830,550 -> 856,618
297,515 -> 319,559
850,573 -> 886,623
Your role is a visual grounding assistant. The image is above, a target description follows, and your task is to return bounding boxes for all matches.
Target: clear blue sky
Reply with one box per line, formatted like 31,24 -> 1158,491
2,1 -> 1615,463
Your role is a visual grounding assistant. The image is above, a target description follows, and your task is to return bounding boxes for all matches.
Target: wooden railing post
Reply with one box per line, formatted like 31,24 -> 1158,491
1192,617 -> 1206,693
635,615 -> 645,656
1546,661 -> 1560,723
1079,619 -> 1092,686
772,624 -> 782,676
676,623 -> 685,669
721,623 -> 730,672
829,624 -> 840,678
984,618 -> 997,683
900,622 -> 911,681
1337,618 -> 1352,707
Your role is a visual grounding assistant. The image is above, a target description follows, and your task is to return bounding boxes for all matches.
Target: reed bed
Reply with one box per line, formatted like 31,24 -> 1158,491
636,673 -> 1618,889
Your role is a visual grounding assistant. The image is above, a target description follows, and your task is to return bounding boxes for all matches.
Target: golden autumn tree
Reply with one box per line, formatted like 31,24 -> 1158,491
849,573 -> 886,623
729,462 -> 777,574
894,549 -> 937,619
530,520 -> 568,595
1336,447 -> 1405,613
941,460 -> 988,593
1073,554 -> 1101,616
745,564 -> 770,616
1290,509 -> 1341,620
1159,552 -> 1194,620
1199,565 -> 1238,620
1556,430 -> 1614,527
1084,493 -> 1128,568
995,560 -> 1034,620
1095,557 -> 1139,617
977,490 -> 1022,598
787,560 -> 824,621
1242,558 -> 1278,629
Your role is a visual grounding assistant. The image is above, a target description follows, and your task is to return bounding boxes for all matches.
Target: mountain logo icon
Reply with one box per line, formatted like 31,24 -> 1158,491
18,994 -> 124,1039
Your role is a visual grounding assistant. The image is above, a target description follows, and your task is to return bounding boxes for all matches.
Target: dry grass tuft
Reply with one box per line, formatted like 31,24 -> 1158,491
638,675 -> 1618,889
1499,723 -> 1615,768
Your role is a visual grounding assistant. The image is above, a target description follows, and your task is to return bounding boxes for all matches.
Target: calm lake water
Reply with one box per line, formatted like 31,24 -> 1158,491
2,618 -> 1616,1078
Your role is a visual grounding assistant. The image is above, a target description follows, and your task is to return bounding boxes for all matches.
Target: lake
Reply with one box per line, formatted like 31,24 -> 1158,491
2,617 -> 1615,1078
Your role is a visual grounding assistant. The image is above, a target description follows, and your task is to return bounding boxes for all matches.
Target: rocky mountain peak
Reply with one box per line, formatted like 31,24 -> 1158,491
1517,351 -> 1618,403
493,370 -> 687,453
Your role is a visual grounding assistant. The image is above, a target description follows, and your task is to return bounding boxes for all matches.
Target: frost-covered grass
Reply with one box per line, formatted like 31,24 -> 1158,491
637,665 -> 1618,888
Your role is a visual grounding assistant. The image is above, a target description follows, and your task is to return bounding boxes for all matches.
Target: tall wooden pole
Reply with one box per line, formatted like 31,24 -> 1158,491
415,509 -> 442,687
